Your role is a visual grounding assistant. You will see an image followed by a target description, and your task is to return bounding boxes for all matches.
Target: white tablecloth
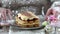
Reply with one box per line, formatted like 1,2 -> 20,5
9,29 -> 45,34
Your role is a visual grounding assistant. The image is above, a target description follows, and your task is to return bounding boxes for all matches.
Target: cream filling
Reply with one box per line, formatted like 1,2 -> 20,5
18,13 -> 38,20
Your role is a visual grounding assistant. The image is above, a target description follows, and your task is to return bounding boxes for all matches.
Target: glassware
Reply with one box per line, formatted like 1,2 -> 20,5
44,25 -> 55,34
42,6 -> 45,16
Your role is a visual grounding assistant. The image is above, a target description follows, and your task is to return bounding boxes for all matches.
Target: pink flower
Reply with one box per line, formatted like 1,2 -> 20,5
49,15 -> 57,21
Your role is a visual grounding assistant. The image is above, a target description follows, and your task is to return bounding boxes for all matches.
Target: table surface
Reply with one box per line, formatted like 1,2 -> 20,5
9,29 -> 45,34
0,29 -> 45,34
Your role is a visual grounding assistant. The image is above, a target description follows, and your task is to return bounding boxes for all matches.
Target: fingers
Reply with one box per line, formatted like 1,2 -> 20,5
45,8 -> 53,20
0,8 -> 6,20
6,9 -> 12,20
0,8 -> 12,20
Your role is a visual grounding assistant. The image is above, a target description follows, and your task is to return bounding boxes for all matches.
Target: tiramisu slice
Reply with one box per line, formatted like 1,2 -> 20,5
15,11 -> 40,28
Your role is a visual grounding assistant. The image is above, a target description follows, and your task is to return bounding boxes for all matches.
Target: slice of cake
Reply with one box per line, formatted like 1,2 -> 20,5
15,11 -> 40,28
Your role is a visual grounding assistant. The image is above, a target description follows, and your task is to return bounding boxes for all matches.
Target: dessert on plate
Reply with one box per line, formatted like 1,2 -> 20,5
15,11 -> 40,28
